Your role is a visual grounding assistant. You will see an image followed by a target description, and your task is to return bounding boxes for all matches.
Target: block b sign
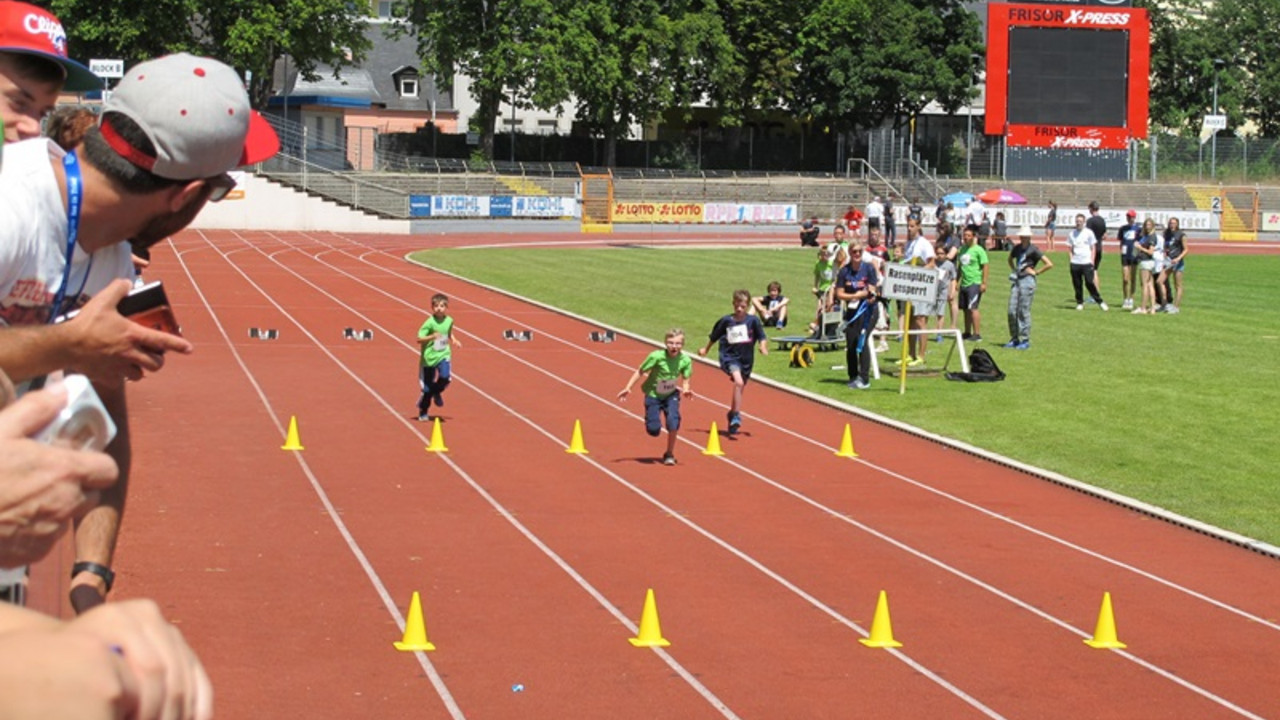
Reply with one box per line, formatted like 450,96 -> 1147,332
882,264 -> 941,305
89,59 -> 124,79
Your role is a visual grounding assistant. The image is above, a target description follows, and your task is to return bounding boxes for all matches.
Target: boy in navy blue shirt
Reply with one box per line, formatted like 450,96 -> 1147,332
698,289 -> 768,435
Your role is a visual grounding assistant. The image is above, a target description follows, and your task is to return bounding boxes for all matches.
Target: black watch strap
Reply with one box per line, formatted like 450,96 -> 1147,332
71,561 -> 115,593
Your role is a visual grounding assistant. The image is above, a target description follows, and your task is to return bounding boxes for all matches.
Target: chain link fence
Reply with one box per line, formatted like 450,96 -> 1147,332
1135,133 -> 1280,185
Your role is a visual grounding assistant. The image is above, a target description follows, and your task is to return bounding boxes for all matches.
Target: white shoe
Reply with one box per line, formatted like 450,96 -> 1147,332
1100,302 -> 1109,312
1076,304 -> 1084,311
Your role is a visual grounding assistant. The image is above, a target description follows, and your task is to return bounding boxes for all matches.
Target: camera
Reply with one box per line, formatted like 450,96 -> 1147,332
33,374 -> 116,452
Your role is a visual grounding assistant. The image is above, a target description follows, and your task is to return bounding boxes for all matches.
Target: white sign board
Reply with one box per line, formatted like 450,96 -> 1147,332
1203,114 -> 1228,130
881,263 -> 940,304
89,59 -> 124,79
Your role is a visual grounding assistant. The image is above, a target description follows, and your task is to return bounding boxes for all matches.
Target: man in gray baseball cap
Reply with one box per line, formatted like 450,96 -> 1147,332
0,52 -> 278,613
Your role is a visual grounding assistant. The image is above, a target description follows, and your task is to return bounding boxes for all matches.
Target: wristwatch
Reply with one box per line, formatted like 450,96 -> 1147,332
71,561 -> 115,593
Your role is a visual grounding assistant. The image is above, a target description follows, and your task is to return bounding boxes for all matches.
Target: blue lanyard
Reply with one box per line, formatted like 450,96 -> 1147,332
49,150 -> 92,322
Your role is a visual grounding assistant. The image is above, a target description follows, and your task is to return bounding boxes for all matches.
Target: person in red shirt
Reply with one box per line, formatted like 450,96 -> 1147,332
842,204 -> 864,238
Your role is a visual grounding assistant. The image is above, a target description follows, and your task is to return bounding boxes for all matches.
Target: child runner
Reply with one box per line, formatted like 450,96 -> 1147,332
416,293 -> 462,420
617,328 -> 694,465
809,245 -> 837,334
698,289 -> 768,436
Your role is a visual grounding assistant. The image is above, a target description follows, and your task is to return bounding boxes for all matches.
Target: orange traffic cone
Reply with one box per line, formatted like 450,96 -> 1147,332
703,422 -> 725,456
565,419 -> 589,454
1084,592 -> 1127,649
425,418 -> 448,453
834,423 -> 858,458
281,416 -> 304,451
628,588 -> 670,647
393,591 -> 436,651
859,590 -> 903,648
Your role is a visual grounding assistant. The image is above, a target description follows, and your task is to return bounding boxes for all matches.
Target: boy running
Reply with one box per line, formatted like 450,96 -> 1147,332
416,293 -> 462,420
617,328 -> 694,465
698,289 -> 768,436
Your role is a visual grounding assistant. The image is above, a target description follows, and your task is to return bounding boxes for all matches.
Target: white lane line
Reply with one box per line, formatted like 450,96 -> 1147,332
188,232 -> 743,720
174,234 -> 467,720
287,231 -> 1268,718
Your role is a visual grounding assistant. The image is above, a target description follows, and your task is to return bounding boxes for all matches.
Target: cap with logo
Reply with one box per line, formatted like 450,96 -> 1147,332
99,53 -> 280,180
0,1 -> 98,91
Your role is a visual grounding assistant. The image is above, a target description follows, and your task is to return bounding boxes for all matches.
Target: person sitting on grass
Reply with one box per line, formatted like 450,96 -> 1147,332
617,328 -> 694,466
698,289 -> 768,436
750,281 -> 789,329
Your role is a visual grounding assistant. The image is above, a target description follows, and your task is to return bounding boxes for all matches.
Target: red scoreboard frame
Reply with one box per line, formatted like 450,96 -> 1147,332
985,3 -> 1150,150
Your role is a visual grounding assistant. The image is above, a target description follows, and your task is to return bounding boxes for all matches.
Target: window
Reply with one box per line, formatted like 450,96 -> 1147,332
377,1 -> 393,18
537,119 -> 559,135
399,77 -> 418,98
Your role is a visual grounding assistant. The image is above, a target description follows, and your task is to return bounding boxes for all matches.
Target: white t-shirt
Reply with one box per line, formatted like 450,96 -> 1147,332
965,200 -> 986,226
865,200 -> 884,221
902,234 -> 936,266
0,139 -> 133,327
1066,228 -> 1097,265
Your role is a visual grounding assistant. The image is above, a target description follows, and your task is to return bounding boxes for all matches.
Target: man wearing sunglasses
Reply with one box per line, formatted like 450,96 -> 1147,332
0,53 -> 278,612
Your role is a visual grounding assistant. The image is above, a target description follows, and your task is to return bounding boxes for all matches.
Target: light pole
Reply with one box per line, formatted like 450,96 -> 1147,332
966,53 -> 981,178
1211,58 -> 1224,180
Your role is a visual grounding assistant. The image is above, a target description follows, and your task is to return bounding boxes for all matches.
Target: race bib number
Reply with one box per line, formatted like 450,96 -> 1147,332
656,378 -> 678,395
433,337 -> 449,351
725,324 -> 751,344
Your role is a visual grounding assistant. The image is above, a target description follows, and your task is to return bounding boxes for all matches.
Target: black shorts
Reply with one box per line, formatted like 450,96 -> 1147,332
959,284 -> 983,310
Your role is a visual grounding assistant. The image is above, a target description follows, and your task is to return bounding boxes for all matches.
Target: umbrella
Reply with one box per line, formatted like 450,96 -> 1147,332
941,191 -> 974,206
977,188 -> 1028,205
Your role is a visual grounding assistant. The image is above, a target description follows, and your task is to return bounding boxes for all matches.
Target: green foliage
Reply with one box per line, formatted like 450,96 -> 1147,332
792,0 -> 981,132
47,0 -> 370,108
410,246 -> 1280,546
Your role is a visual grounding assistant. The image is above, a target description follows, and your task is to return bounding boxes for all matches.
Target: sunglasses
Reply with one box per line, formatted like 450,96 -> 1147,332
205,173 -> 237,203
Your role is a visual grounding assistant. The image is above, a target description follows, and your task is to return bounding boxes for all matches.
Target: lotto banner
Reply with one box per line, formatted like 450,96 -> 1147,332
1262,211 -> 1280,232
612,202 -> 705,223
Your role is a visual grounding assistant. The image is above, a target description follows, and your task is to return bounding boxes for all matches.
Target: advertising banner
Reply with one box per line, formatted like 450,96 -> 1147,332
613,202 -> 705,223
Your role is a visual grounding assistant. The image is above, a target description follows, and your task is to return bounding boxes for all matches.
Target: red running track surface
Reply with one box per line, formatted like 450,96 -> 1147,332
99,228 -> 1280,719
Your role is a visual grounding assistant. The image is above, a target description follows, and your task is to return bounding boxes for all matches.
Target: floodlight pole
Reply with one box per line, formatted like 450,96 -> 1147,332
1211,58 -> 1224,180
966,53 -> 981,179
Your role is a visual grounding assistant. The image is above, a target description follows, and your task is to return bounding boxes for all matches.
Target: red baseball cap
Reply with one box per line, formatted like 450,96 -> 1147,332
0,2 -> 99,92
1126,209 -> 1137,217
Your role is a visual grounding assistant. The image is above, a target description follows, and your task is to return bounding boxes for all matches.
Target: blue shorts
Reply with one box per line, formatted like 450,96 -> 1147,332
644,393 -> 681,436
720,359 -> 753,383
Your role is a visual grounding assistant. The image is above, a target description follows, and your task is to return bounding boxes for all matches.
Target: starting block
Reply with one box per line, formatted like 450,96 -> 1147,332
589,330 -> 616,343
503,329 -> 533,342
248,328 -> 279,340
342,327 -> 374,341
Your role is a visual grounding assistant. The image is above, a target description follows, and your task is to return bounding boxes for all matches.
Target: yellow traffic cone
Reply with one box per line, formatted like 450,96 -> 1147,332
393,591 -> 436,651
281,416 -> 304,451
1084,592 -> 1127,649
834,423 -> 858,458
565,419 -> 589,454
425,418 -> 448,453
703,422 -> 725,456
859,590 -> 903,648
628,588 -> 670,647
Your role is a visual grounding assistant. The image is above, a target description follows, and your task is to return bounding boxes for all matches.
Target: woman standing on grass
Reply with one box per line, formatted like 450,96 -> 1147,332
1044,201 -> 1058,250
1133,218 -> 1160,314
1163,217 -> 1188,313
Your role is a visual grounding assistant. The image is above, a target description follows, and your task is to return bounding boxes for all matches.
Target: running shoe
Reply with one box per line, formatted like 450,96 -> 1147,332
662,453 -> 677,466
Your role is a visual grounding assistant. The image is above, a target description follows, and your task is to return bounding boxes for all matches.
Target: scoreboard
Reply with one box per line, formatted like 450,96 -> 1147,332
985,2 -> 1150,151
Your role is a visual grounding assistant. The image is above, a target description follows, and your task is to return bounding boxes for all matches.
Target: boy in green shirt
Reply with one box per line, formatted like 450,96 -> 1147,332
416,293 -> 462,420
957,226 -> 990,342
617,328 -> 694,466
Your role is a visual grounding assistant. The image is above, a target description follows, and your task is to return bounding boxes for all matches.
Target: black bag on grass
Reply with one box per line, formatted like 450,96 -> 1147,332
945,348 -> 1006,382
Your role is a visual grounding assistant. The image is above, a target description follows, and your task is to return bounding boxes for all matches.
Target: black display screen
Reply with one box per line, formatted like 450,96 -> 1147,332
1007,27 -> 1129,128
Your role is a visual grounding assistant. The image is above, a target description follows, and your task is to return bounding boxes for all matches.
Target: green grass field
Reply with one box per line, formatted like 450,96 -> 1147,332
410,245 -> 1280,547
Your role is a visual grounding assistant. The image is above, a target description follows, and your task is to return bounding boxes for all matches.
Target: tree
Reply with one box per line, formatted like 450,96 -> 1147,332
556,0 -> 733,167
399,0 -> 574,162
1218,0 -> 1280,135
45,0 -> 371,108
791,0 -> 981,134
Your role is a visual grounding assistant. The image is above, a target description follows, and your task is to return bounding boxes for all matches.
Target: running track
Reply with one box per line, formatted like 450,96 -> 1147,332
97,229 -> 1280,718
